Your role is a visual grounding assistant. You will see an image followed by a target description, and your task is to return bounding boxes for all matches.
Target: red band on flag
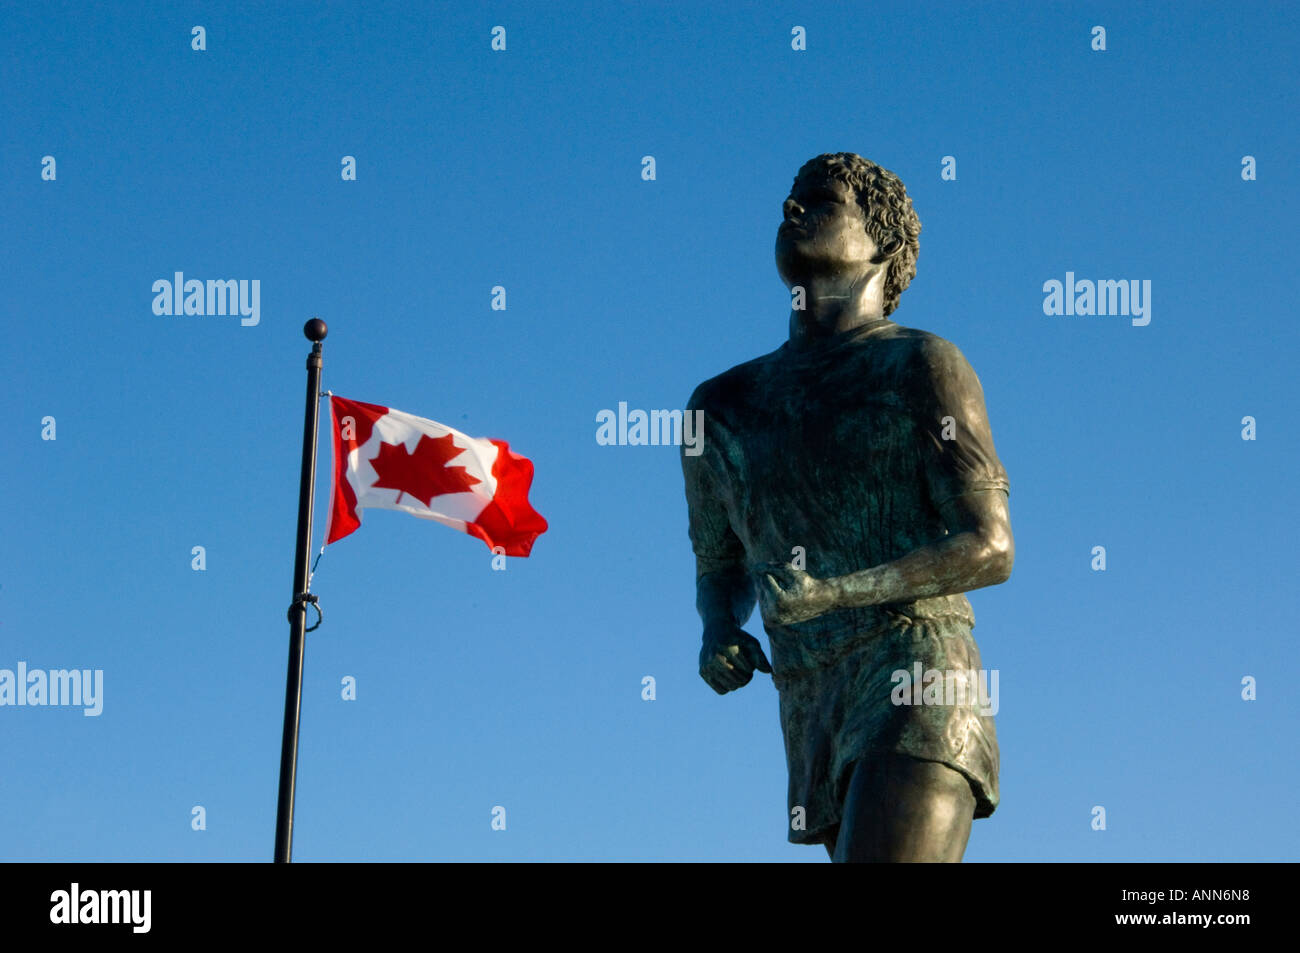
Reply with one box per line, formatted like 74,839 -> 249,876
464,440 -> 549,557
325,396 -> 388,544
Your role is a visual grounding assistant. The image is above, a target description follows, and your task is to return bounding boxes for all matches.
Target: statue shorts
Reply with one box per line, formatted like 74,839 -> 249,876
769,609 -> 999,845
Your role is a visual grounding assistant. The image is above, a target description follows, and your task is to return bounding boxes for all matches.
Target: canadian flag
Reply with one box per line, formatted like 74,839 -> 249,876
325,396 -> 548,556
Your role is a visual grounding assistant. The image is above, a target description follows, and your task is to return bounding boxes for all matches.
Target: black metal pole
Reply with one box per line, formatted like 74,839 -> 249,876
274,317 -> 328,863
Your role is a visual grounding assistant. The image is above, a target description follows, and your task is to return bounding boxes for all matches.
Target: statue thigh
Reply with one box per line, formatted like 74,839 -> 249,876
827,752 -> 977,862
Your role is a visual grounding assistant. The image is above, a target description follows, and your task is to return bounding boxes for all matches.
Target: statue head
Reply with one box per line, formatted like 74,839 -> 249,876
775,153 -> 921,318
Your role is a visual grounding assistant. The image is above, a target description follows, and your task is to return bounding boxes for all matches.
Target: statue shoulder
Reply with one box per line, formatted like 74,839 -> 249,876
686,347 -> 782,413
884,325 -> 977,376
886,327 -> 996,425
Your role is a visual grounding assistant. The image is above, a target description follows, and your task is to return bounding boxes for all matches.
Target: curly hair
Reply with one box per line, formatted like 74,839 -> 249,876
790,153 -> 921,317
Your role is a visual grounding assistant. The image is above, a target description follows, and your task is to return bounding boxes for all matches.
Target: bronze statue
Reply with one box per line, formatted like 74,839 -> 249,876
681,153 -> 1013,862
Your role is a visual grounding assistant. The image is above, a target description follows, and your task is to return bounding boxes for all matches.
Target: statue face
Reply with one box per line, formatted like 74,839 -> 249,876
775,173 -> 880,286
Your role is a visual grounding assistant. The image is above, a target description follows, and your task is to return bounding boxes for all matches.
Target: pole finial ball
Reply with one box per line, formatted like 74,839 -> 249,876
304,318 -> 328,342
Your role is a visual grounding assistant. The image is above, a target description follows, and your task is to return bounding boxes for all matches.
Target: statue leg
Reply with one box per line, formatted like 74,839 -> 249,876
831,753 -> 976,862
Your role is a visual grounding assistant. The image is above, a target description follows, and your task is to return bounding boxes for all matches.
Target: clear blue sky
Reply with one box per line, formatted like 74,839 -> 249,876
3,1 -> 1297,861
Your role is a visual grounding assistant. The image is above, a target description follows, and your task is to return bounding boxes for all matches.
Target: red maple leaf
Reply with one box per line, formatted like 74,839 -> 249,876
369,433 -> 481,507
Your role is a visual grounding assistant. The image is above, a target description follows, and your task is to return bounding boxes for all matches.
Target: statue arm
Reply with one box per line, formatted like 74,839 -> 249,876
697,563 -> 757,630
756,490 -> 1012,622
840,336 -> 1014,605
684,459 -> 757,631
682,388 -> 754,629
695,559 -> 771,692
757,337 -> 1014,623
829,489 -> 1013,608
682,392 -> 771,690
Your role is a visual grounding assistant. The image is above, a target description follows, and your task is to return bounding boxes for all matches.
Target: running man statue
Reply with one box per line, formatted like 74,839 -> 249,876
681,152 -> 1014,862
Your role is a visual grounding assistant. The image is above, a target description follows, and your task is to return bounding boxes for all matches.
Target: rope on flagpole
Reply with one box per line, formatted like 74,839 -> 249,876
294,390 -> 332,633
308,545 -> 325,584
305,543 -> 326,630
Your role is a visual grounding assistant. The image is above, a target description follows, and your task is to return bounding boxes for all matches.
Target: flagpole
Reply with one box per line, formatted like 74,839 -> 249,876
274,317 -> 328,863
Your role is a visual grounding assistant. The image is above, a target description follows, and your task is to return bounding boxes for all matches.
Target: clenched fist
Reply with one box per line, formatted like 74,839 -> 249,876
699,622 -> 773,694
755,563 -> 838,625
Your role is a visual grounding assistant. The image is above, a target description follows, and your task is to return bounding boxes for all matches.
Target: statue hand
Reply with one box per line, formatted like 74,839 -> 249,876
699,623 -> 772,695
756,563 -> 837,625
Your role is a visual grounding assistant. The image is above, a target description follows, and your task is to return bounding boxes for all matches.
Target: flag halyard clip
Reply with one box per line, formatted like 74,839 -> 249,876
288,592 -> 322,633
289,546 -> 327,632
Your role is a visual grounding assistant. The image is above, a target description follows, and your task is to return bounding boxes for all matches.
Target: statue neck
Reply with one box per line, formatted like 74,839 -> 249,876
787,272 -> 890,346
